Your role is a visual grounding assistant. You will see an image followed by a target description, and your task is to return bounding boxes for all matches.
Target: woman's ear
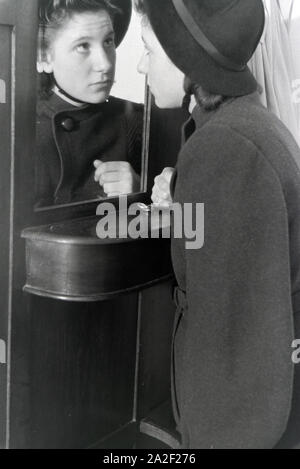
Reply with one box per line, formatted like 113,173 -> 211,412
37,61 -> 44,73
43,54 -> 54,74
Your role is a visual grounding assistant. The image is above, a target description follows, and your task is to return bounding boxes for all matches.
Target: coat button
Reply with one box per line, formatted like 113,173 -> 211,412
60,117 -> 75,132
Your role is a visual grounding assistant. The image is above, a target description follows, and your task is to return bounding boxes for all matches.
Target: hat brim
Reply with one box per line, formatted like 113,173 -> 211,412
112,0 -> 132,47
144,0 -> 258,97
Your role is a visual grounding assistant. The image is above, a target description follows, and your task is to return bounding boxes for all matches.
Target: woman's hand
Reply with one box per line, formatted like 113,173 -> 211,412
151,167 -> 174,207
94,160 -> 140,197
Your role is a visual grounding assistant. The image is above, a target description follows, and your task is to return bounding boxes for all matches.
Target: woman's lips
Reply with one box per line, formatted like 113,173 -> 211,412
89,80 -> 112,88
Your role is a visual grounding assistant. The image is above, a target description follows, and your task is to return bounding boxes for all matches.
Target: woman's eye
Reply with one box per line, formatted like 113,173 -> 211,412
75,43 -> 90,53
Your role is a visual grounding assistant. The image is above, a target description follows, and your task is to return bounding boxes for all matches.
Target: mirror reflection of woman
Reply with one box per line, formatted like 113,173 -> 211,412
36,0 -> 143,207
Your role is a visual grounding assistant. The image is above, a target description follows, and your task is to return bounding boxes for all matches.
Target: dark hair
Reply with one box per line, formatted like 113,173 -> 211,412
38,0 -> 119,98
183,77 -> 228,112
39,0 -> 119,28
134,0 -> 146,15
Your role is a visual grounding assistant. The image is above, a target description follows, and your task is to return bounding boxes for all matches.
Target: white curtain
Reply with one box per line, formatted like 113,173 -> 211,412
248,0 -> 300,147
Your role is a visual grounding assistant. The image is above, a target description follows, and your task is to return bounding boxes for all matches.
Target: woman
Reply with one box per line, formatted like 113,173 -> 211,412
36,0 -> 143,207
136,0 -> 300,449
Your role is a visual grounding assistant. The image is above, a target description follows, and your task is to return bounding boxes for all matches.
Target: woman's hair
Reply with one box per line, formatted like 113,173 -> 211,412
134,0 -> 151,28
183,77 -> 228,112
39,0 -> 120,31
134,0 -> 146,16
38,0 -> 120,98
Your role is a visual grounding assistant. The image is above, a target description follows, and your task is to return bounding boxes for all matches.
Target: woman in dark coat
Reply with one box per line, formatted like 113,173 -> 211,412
136,0 -> 300,449
36,0 -> 143,207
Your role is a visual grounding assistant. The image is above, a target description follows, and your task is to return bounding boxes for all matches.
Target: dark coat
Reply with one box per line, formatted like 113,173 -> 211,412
170,92 -> 300,449
35,93 -> 143,207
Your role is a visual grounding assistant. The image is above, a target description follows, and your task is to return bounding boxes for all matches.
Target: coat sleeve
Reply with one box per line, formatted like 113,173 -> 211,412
177,124 -> 294,449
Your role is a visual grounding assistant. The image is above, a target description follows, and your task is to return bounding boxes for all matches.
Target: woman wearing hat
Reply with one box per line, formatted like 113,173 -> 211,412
36,0 -> 142,207
136,0 -> 300,449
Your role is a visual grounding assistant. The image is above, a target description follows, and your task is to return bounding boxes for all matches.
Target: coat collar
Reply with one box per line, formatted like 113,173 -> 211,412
38,92 -> 86,118
37,92 -> 114,121
190,91 -> 261,133
171,91 -> 262,198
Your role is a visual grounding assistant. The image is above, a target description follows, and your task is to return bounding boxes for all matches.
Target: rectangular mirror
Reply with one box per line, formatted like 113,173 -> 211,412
34,0 -> 147,210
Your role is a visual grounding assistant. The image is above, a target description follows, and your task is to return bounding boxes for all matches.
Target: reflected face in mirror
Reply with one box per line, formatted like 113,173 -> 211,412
43,10 -> 116,104
35,1 -> 144,209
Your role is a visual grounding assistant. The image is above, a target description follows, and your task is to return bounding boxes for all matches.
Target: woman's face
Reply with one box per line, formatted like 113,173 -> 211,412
138,21 -> 185,109
44,10 -> 116,103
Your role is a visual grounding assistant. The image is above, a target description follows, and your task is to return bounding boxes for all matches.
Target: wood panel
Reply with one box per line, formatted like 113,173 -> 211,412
26,294 -> 138,449
4,0 -> 39,449
137,280 -> 176,419
0,0 -> 38,449
0,22 -> 13,450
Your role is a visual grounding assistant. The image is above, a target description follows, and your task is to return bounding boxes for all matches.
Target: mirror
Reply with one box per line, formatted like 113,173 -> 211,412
34,0 -> 146,209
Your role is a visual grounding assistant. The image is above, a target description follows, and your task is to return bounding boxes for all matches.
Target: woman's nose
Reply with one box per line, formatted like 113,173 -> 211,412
137,52 -> 147,76
92,47 -> 115,73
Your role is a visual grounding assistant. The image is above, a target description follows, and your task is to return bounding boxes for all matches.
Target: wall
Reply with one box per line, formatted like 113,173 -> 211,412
112,8 -> 145,104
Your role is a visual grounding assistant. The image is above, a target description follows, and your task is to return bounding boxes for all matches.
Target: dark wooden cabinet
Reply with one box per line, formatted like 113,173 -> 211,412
0,0 -> 186,449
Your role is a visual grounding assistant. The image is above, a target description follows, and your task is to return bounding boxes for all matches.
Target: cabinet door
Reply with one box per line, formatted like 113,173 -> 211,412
0,0 -> 37,449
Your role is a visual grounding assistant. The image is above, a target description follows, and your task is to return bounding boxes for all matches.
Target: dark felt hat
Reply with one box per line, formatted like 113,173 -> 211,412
111,0 -> 132,46
142,0 -> 265,96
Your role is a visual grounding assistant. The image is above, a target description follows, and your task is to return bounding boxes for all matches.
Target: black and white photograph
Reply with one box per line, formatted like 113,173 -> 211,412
0,0 -> 300,452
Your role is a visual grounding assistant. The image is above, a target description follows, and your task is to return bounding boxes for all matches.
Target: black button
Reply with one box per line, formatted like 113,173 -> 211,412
61,117 -> 75,132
